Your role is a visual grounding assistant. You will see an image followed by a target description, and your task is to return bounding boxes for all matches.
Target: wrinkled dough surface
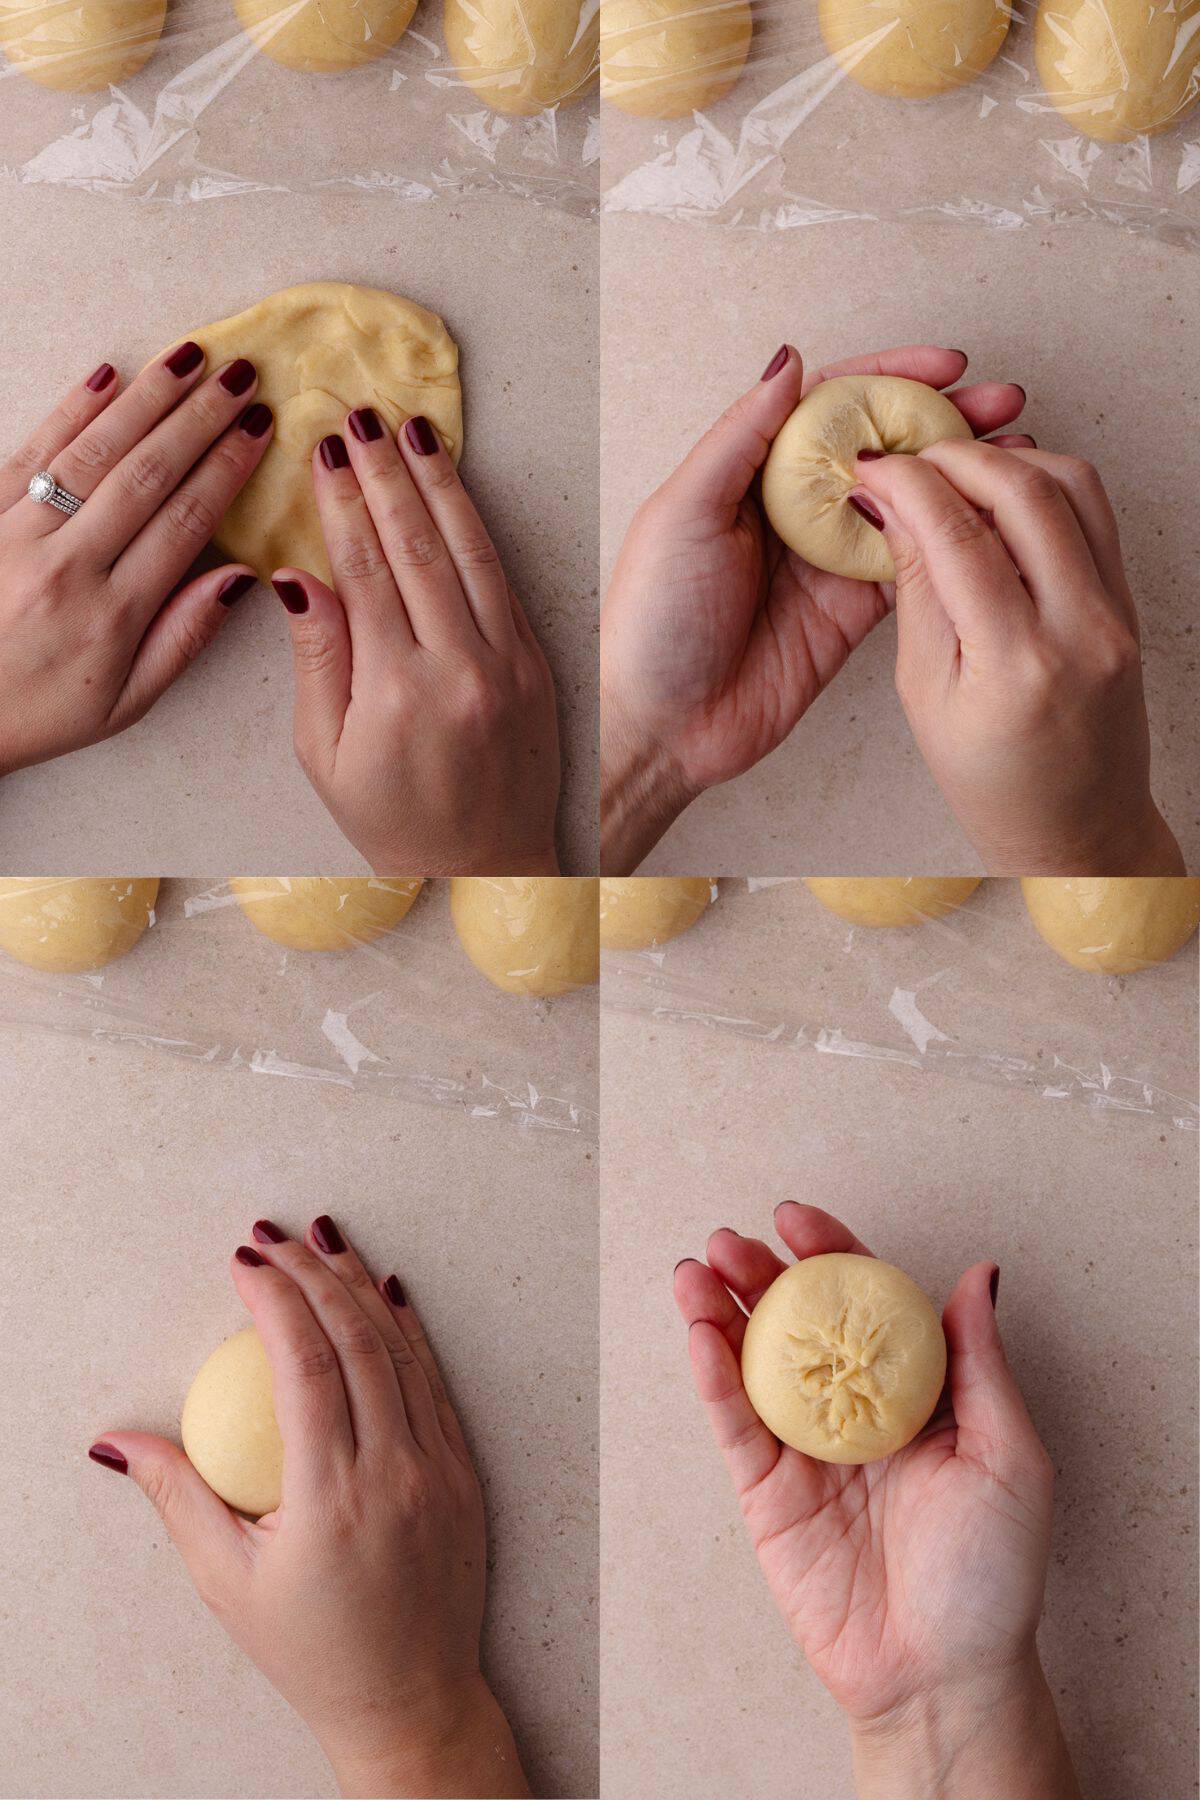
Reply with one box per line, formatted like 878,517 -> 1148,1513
0,0 -> 166,91
229,876 -> 423,951
742,1254 -> 946,1463
451,877 -> 599,995
820,0 -> 1010,99
445,0 -> 598,113
763,376 -> 972,581
235,0 -> 417,72
599,877 -> 714,949
600,0 -> 753,118
805,876 -> 982,928
1035,0 -> 1200,142
0,877 -> 159,972
1021,877 -> 1200,973
181,1328 -> 283,1517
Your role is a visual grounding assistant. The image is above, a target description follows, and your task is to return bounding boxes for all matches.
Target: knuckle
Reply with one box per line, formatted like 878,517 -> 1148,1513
451,532 -> 500,572
290,621 -> 341,674
1058,455 -> 1102,494
925,503 -> 989,553
170,611 -> 217,667
333,535 -> 391,585
419,458 -> 457,493
287,1339 -> 340,1383
7,438 -> 50,481
139,1460 -> 182,1526
121,448 -> 174,503
163,488 -> 218,545
388,1340 -> 417,1380
63,430 -> 117,475
1008,463 -> 1061,506
888,534 -> 925,584
1088,619 -> 1139,684
331,1318 -> 382,1360
386,528 -> 446,572
400,1470 -> 436,1517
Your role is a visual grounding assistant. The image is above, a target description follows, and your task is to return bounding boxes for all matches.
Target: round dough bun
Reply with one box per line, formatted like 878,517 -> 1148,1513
0,877 -> 159,972
229,876 -> 424,951
763,375 -> 973,582
600,0 -> 753,119
151,283 -> 462,586
0,0 -> 166,92
181,1327 -> 283,1517
742,1254 -> 947,1464
599,877 -> 713,950
820,0 -> 1010,99
805,876 -> 981,928
235,0 -> 417,72
1035,0 -> 1199,142
1020,876 -> 1200,973
444,0 -> 598,114
451,877 -> 599,995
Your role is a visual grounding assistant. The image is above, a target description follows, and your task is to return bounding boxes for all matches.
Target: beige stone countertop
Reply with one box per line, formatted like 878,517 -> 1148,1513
601,214 -> 1199,873
0,882 -> 599,1799
599,878 -> 1198,1800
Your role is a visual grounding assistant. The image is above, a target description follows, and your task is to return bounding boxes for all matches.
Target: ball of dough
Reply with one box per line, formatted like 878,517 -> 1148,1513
0,877 -> 159,972
152,283 -> 462,586
804,876 -> 981,928
1035,0 -> 1199,142
1020,877 -> 1200,973
600,0 -> 753,119
599,877 -> 713,949
234,0 -> 416,72
181,1328 -> 283,1517
742,1254 -> 946,1464
229,876 -> 423,951
763,375 -> 973,582
444,0 -> 598,114
820,0 -> 1010,100
0,0 -> 166,92
451,877 -> 599,995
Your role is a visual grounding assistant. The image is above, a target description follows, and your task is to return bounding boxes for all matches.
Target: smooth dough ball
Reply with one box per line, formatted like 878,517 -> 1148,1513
181,1328 -> 283,1517
820,0 -> 1010,99
234,0 -> 416,72
229,876 -> 423,951
0,0 -> 166,92
153,283 -> 462,586
742,1254 -> 946,1464
1035,0 -> 1199,142
600,0 -> 753,118
763,375 -> 973,582
1020,877 -> 1200,973
805,876 -> 981,928
451,877 -> 599,995
0,878 -> 159,972
599,877 -> 713,950
444,0 -> 598,114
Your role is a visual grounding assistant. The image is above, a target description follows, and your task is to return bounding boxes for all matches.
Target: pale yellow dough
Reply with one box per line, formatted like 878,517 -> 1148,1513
1020,877 -> 1200,973
820,0 -> 1011,99
154,283 -> 462,586
805,876 -> 981,928
599,877 -> 713,950
600,0 -> 752,118
181,1328 -> 283,1517
0,878 -> 159,972
0,0 -> 166,91
229,876 -> 423,951
764,375 -> 973,582
444,0 -> 598,114
1035,0 -> 1199,142
235,0 -> 416,72
742,1254 -> 946,1464
451,877 -> 599,995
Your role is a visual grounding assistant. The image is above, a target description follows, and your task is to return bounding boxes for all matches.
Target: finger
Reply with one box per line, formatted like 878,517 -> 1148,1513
943,1263 -> 1050,1481
380,1275 -> 475,1468
659,344 -> 805,519
311,428 -> 415,658
107,564 -> 257,734
947,381 -> 1027,440
1000,447 -> 1131,622
704,1226 -> 789,1313
88,1431 -> 248,1566
272,568 -> 353,786
0,360 -> 122,515
687,1319 -> 782,1497
807,344 -> 969,392
396,415 -> 516,649
772,1201 -> 876,1262
673,1254 -> 752,1352
985,434 -> 1037,450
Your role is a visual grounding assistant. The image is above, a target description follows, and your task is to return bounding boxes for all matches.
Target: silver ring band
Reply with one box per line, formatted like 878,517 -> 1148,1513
28,471 -> 83,517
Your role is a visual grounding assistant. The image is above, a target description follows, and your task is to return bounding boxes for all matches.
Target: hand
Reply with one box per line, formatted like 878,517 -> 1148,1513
674,1203 -> 1081,1800
600,344 -> 1030,872
272,412 -> 561,875
851,441 -> 1182,873
0,348 -> 271,775
89,1216 -> 530,1800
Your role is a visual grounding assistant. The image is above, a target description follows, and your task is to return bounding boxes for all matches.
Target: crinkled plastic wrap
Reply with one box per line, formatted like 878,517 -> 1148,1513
0,878 -> 599,1135
0,0 -> 599,210
600,877 -> 1199,1130
600,0 -> 1200,246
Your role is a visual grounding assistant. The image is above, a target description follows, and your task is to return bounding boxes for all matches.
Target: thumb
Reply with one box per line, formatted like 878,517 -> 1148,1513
660,344 -> 805,520
942,1264 -> 1049,1479
271,568 -> 352,782
88,1431 -> 245,1568
111,564 -> 258,731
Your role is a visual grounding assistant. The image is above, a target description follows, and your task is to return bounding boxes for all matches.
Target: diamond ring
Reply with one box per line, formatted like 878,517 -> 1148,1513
27,471 -> 83,517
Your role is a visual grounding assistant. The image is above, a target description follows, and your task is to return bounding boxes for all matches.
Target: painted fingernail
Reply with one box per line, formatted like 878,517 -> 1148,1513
319,433 -> 349,470
404,414 -> 439,457
88,1442 -> 128,1474
219,358 -> 256,397
234,1245 -> 265,1267
239,402 -> 272,439
989,1266 -> 1000,1308
382,1274 -> 406,1307
272,578 -> 308,614
165,341 -> 203,378
252,1219 -> 287,1244
857,448 -> 886,462
217,572 -> 255,608
86,362 -> 116,393
849,494 -> 885,531
760,345 -> 788,381
348,406 -> 384,443
311,1214 -> 347,1254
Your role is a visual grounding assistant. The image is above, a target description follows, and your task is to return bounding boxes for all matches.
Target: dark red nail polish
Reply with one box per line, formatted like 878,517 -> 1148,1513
217,572 -> 255,608
311,1214 -> 346,1254
252,1219 -> 287,1244
989,1266 -> 1000,1308
348,407 -> 384,444
235,1245 -> 265,1267
272,578 -> 308,614
319,433 -> 349,470
857,448 -> 886,462
239,402 -> 272,439
849,494 -> 885,531
89,1443 -> 128,1473
760,345 -> 788,381
382,1274 -> 406,1307
165,341 -> 203,378
86,362 -> 116,393
403,414 -> 439,457
219,358 -> 256,397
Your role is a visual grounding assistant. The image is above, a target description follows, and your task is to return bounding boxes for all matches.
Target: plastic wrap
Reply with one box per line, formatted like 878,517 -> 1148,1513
600,877 -> 1199,1130
0,0 -> 600,210
600,1 -> 1200,246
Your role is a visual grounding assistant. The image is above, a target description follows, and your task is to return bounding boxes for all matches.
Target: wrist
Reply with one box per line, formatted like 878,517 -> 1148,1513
600,692 -> 696,875
975,802 -> 1185,878
325,1672 -> 529,1799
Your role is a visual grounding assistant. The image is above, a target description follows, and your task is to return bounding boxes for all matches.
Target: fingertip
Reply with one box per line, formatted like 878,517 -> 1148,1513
401,414 -> 441,458
216,569 -> 257,609
271,574 -> 310,616
88,1441 -> 128,1474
